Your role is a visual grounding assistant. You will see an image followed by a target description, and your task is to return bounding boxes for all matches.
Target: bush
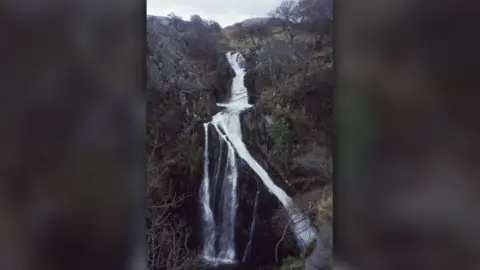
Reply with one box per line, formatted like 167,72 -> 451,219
183,16 -> 221,65
267,116 -> 292,161
189,14 -> 222,33
147,151 -> 201,269
183,32 -> 219,65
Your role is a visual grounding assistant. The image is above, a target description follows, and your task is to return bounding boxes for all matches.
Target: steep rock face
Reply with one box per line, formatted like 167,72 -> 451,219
147,13 -> 333,268
233,153 -> 289,267
230,27 -> 334,268
240,109 -> 293,192
236,109 -> 303,267
215,54 -> 236,102
243,51 -> 258,104
147,16 -> 234,114
146,16 -> 235,261
242,43 -> 334,189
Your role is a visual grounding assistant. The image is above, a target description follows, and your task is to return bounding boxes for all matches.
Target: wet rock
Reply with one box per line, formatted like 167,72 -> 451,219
239,110 -> 293,195
243,51 -> 258,104
235,158 -> 261,263
236,157 -> 293,267
304,223 -> 333,270
146,16 -> 240,261
212,53 -> 236,103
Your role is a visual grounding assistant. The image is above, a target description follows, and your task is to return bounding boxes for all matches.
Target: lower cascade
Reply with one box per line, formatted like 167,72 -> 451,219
199,51 -> 316,265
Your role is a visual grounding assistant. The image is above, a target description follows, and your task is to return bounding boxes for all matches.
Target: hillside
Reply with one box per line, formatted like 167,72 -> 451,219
225,17 -> 283,29
147,0 -> 333,269
219,12 -> 333,190
219,8 -> 334,269
147,15 -> 235,269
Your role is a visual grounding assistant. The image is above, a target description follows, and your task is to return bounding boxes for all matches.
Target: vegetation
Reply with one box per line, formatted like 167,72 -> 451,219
147,14 -> 227,270
223,0 -> 334,188
223,0 -> 334,268
147,0 -> 333,268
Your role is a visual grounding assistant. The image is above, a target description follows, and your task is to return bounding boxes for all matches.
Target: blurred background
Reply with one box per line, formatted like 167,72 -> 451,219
0,0 -> 145,269
336,1 -> 480,270
1,0 -> 480,269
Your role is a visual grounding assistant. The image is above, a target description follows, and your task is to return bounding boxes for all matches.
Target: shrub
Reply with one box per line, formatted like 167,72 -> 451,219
267,116 -> 292,162
183,29 -> 219,65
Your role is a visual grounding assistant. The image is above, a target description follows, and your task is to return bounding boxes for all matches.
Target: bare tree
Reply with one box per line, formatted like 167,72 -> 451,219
147,192 -> 200,269
269,0 -> 298,25
173,15 -> 220,64
190,14 -> 204,25
271,190 -> 332,269
229,28 -> 248,44
147,130 -> 201,269
206,20 -> 222,32
269,0 -> 333,47
272,201 -> 319,264
268,0 -> 298,44
245,25 -> 269,50
188,15 -> 221,32
295,0 -> 333,46
263,0 -> 334,91
167,12 -> 185,31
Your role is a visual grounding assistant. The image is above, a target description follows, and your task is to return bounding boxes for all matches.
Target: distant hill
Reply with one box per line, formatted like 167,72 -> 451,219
146,14 -> 283,30
225,17 -> 283,29
237,17 -> 270,27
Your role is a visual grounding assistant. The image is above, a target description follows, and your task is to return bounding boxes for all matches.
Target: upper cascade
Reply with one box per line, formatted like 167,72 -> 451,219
217,51 -> 251,110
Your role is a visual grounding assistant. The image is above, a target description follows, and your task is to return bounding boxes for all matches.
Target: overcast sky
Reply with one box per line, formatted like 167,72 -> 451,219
146,0 -> 281,27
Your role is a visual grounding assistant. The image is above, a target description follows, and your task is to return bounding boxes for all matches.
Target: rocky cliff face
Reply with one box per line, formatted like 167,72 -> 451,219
146,16 -> 235,269
147,11 -> 334,269
240,39 -> 334,193
222,21 -> 334,269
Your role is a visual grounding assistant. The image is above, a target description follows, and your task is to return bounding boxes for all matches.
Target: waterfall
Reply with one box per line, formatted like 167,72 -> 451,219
199,51 -> 316,265
200,123 -> 216,260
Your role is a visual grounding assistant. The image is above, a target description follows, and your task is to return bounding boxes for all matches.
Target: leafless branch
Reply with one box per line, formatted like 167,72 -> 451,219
274,204 -> 317,264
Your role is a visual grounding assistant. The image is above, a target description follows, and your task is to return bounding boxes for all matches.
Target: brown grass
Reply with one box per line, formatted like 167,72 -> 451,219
221,25 -> 315,51
315,194 -> 333,227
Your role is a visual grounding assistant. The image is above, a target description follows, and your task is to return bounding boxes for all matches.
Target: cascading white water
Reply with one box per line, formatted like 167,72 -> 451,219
200,123 -> 216,260
213,123 -> 238,261
200,51 -> 316,264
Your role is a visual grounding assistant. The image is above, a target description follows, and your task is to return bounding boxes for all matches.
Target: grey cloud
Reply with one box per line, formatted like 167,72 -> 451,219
147,0 -> 282,27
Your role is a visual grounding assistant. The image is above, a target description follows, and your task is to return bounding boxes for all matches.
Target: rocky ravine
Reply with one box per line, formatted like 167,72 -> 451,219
147,12 -> 333,270
222,18 -> 334,269
147,15 -> 236,269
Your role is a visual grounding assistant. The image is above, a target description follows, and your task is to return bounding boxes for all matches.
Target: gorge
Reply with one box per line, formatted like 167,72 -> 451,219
146,3 -> 333,268
199,51 -> 317,266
